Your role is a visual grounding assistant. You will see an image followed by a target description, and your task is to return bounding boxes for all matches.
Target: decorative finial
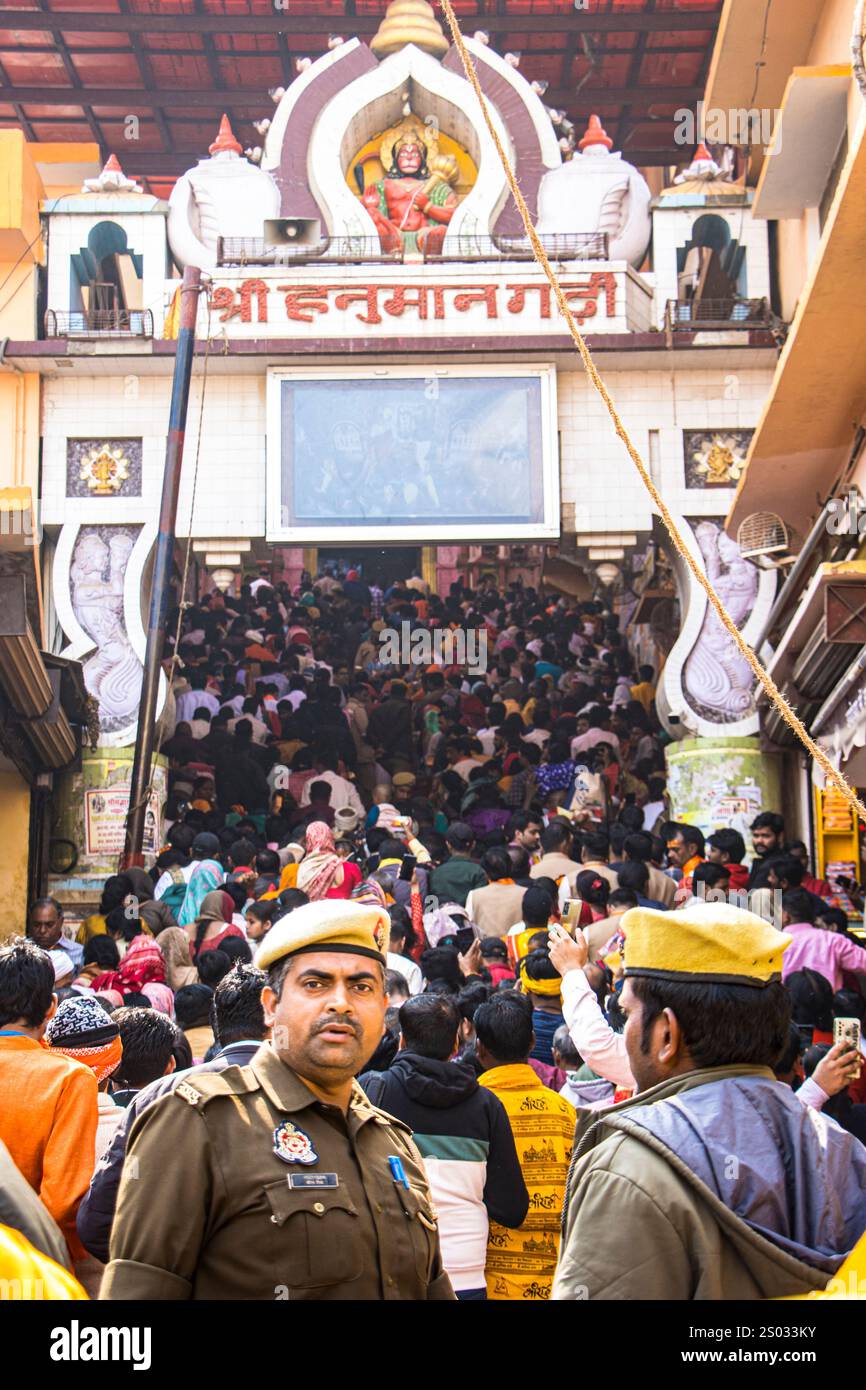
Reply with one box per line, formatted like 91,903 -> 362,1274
579,114 -> 614,152
81,154 -> 142,194
673,143 -> 726,184
209,114 -> 243,156
370,0 -> 449,60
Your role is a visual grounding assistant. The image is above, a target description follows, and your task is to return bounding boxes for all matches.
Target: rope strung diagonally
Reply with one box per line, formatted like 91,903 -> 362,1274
438,0 -> 866,824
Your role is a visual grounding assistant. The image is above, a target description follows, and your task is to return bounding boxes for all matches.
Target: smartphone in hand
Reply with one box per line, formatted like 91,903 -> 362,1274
834,1017 -> 863,1077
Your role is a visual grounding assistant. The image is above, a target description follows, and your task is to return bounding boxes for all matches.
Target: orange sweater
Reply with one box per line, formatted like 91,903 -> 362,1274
0,1035 -> 98,1261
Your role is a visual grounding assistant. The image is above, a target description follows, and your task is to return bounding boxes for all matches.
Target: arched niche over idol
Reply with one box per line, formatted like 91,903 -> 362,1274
70,220 -> 145,330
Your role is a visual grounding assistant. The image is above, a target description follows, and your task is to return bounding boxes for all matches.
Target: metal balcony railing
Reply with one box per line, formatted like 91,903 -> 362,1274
664,297 -> 773,332
44,309 -> 154,338
217,231 -> 609,266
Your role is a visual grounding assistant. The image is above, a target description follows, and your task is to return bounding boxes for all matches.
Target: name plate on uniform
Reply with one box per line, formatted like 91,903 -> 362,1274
288,1172 -> 339,1189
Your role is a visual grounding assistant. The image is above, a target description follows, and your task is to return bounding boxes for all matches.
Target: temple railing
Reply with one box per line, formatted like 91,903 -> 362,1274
664,297 -> 773,332
216,232 -> 610,265
44,309 -> 154,338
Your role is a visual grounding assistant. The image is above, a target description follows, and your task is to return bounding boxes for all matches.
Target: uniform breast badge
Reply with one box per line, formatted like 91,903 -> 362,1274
273,1120 -> 318,1165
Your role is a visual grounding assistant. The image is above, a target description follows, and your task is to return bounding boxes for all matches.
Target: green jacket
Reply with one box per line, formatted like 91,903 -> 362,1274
429,855 -> 487,909
553,1065 -> 862,1301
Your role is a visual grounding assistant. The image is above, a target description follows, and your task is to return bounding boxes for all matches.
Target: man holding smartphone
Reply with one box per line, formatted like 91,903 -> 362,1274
550,902 -> 866,1301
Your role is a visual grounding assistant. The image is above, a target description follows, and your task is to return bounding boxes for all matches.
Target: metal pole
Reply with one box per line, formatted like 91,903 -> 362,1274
122,266 -> 202,866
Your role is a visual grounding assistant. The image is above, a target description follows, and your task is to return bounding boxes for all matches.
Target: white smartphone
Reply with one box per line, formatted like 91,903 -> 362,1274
834,1017 -> 863,1077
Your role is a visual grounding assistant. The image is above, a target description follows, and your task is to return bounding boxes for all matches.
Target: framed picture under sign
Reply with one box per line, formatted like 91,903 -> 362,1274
266,365 -> 560,542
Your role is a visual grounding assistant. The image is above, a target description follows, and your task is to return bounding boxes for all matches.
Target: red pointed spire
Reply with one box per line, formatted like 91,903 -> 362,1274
579,114 -> 614,151
103,153 -> 123,173
694,141 -> 713,163
209,114 -> 243,156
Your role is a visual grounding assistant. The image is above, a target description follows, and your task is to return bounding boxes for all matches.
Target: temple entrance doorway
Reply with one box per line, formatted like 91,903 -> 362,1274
316,545 -> 421,589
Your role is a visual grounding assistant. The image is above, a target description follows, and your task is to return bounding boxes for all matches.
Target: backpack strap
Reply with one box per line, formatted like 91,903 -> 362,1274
362,1072 -> 389,1109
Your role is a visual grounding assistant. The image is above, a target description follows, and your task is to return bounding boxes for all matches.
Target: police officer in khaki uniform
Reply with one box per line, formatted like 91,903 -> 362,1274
101,901 -> 454,1300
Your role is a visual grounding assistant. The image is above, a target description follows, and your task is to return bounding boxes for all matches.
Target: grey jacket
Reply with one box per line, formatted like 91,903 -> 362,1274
553,1065 -> 866,1300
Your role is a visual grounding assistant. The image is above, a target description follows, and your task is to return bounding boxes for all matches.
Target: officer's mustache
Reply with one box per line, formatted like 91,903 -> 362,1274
311,1015 -> 362,1038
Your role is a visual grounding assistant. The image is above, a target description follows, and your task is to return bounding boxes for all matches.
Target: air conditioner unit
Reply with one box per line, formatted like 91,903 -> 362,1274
737,511 -> 790,559
762,701 -> 801,746
792,620 -> 858,700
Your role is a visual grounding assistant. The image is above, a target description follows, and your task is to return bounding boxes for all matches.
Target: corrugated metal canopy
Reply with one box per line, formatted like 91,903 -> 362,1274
0,0 -> 722,196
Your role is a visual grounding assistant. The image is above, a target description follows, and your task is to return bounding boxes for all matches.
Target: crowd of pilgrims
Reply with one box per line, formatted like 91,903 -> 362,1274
3,564 -> 866,1301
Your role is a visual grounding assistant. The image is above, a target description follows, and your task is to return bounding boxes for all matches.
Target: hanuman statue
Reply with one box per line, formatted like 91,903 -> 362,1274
359,117 -> 460,259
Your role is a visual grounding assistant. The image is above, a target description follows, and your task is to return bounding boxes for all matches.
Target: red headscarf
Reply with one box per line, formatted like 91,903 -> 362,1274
92,934 -> 166,996
296,822 -> 341,901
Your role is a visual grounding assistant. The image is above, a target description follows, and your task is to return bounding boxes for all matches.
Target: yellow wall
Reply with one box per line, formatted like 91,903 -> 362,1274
809,0 -> 860,66
0,374 -> 40,495
775,213 -> 813,322
0,131 -> 43,258
0,771 -> 31,940
0,131 -> 45,341
0,131 -> 63,643
0,136 -> 99,916
770,0 -> 861,321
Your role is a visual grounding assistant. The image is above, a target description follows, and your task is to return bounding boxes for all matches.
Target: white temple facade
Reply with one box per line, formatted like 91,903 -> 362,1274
10,0 -> 783,781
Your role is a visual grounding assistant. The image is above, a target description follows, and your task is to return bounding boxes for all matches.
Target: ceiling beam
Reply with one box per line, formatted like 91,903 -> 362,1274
115,0 -> 171,152
10,101 -> 35,139
614,0 -> 656,151
1,82 -> 704,109
0,9 -> 723,36
28,0 -> 103,157
0,39 -> 711,60
0,49 -> 35,140
0,145 -> 679,175
193,0 -> 226,91
277,31 -> 293,85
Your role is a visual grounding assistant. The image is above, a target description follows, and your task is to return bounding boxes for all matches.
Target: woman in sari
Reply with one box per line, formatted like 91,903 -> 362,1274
155,925 -> 199,990
296,822 -> 361,901
188,889 -> 245,963
177,858 -> 225,927
91,934 -> 166,997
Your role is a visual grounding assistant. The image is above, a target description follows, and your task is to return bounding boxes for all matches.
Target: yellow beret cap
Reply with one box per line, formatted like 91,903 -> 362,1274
621,901 -> 791,988
254,899 -> 389,971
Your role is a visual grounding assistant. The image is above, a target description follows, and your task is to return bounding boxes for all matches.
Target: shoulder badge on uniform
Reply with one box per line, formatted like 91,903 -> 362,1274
175,1080 -> 203,1107
273,1119 -> 318,1166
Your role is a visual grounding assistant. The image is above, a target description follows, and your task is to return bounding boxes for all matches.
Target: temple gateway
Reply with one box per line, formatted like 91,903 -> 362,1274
3,0 -> 777,896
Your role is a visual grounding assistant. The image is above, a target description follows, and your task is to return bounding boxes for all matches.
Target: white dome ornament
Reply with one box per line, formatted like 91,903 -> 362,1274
673,142 -> 737,187
167,114 -> 281,271
535,114 -> 652,269
82,153 -> 143,194
675,142 -> 722,183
